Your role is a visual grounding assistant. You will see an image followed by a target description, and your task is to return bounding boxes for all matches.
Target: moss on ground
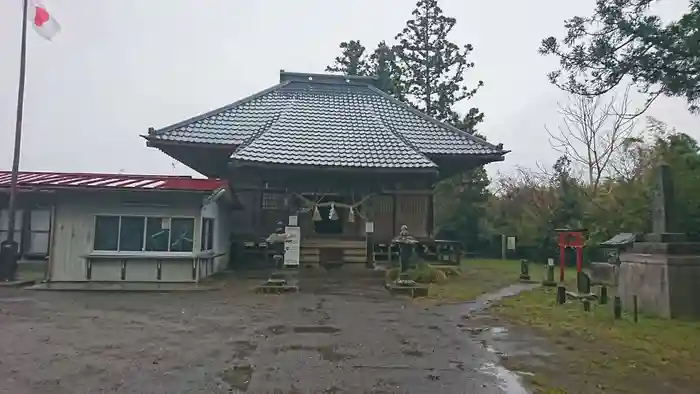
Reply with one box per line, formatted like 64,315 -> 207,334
415,260 -> 700,393
425,259 -> 533,302
491,281 -> 700,394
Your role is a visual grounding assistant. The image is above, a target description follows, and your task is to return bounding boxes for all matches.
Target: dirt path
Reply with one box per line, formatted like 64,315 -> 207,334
0,276 -> 532,393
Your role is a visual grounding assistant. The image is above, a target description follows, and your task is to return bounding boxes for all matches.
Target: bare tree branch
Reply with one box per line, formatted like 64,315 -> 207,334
546,85 -> 639,193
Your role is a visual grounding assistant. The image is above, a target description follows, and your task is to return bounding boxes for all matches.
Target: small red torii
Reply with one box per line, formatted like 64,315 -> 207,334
555,228 -> 586,282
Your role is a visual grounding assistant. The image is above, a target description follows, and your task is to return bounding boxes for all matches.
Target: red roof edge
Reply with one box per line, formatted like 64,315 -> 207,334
0,171 -> 226,192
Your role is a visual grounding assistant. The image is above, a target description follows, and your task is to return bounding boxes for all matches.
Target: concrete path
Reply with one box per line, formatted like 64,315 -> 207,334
0,276 -> 531,393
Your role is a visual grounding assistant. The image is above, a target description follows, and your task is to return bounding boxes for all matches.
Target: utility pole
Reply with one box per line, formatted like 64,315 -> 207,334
1,0 -> 29,281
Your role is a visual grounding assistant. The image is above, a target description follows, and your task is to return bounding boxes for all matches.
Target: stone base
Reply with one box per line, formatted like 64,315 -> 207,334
588,262 -> 618,287
386,284 -> 429,298
644,232 -> 687,243
0,279 -> 36,288
541,280 -> 557,287
565,291 -> 597,301
255,280 -> 299,294
255,270 -> 300,294
619,243 -> 700,320
386,277 -> 429,298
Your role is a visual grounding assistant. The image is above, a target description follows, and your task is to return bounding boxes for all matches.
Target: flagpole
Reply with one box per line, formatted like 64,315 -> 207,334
1,0 -> 29,281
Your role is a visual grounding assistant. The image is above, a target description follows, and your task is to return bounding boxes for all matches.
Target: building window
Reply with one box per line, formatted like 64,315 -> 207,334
170,218 -> 195,252
261,193 -> 281,210
28,209 -> 51,255
0,209 -> 23,248
93,215 -> 195,253
145,217 -> 170,252
201,218 -> 215,251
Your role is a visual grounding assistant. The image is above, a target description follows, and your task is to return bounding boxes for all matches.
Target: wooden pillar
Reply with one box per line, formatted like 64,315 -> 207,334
427,191 -> 435,238
364,194 -> 375,268
255,189 -> 263,236
391,193 -> 398,237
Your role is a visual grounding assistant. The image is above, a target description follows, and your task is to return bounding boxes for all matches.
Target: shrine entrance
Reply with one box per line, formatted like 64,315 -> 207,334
314,205 -> 343,235
311,196 -> 347,235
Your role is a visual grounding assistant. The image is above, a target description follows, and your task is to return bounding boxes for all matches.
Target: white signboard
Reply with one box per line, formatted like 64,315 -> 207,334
547,258 -> 554,267
288,215 -> 298,226
507,236 -> 516,250
365,221 -> 374,234
284,226 -> 301,267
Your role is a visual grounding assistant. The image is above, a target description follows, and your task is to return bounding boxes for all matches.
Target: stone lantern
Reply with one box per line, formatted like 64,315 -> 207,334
392,224 -> 419,274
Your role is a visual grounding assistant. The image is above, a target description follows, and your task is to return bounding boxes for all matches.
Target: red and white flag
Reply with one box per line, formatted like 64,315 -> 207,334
29,2 -> 61,41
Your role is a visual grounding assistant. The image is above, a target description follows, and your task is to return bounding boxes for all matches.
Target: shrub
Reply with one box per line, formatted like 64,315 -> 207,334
432,265 -> 461,278
386,267 -> 400,282
410,263 -> 448,284
385,263 -> 452,284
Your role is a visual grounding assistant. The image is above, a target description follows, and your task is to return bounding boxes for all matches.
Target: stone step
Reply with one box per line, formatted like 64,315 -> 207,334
343,248 -> 367,256
302,239 -> 366,249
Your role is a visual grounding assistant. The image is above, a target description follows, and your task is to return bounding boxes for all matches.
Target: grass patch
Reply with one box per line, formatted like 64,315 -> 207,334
423,259 -> 534,302
492,281 -> 700,394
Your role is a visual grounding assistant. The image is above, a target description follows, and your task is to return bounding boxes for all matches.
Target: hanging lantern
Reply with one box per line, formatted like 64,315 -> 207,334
348,206 -> 355,223
329,203 -> 339,221
312,205 -> 322,221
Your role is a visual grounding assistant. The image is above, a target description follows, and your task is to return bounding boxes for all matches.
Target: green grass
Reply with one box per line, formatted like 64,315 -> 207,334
418,260 -> 700,393
491,279 -> 700,394
423,259 -> 529,302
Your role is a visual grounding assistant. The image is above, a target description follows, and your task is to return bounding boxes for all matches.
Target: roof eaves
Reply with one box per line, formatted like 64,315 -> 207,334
148,80 -> 293,137
230,160 -> 439,173
367,104 -> 437,168
230,97 -> 298,158
141,135 -> 236,148
365,85 -> 507,154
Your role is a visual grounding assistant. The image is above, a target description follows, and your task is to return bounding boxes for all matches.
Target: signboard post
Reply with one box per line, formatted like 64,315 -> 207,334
284,226 -> 300,267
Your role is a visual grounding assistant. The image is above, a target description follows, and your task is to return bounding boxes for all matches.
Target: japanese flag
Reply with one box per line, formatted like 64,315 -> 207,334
30,2 -> 61,41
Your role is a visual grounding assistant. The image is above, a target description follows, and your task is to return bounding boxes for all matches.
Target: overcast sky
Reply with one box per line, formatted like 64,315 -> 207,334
0,0 -> 696,178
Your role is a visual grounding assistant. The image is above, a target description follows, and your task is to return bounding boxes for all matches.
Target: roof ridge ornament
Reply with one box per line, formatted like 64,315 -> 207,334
279,71 -> 378,86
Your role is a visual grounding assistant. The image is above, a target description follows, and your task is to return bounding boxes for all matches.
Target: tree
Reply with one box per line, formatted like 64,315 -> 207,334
540,0 -> 700,111
550,155 -> 583,229
435,130 -> 492,253
369,41 -> 404,99
435,166 -> 491,253
325,40 -> 403,98
545,86 -> 637,192
325,40 -> 371,76
325,0 -> 490,251
394,0 -> 483,124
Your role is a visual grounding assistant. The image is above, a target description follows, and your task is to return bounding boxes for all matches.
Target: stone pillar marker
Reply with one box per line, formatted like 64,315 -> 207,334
647,162 -> 685,242
618,162 -> 700,320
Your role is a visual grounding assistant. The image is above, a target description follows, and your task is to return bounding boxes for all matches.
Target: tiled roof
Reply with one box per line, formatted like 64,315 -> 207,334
0,171 -> 225,192
148,71 -> 506,169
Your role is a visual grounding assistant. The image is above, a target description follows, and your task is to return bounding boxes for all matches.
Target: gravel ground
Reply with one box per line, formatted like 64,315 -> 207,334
0,274 -> 528,394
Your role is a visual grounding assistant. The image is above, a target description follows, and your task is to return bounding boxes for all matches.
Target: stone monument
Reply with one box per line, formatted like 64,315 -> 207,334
618,163 -> 700,319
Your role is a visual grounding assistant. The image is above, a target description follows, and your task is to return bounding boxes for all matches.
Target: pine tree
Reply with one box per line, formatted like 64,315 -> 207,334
326,40 -> 404,98
325,40 -> 371,76
369,41 -> 404,99
541,0 -> 700,112
393,0 -> 483,125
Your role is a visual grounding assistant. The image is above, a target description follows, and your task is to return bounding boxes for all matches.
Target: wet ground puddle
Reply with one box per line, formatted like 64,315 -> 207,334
441,283 -> 541,393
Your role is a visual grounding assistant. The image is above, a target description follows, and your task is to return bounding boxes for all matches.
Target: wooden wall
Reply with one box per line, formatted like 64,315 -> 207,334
396,194 -> 429,238
228,189 -> 432,241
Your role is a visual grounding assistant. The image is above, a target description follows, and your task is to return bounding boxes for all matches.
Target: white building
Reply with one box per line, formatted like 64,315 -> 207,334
0,171 -> 233,283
